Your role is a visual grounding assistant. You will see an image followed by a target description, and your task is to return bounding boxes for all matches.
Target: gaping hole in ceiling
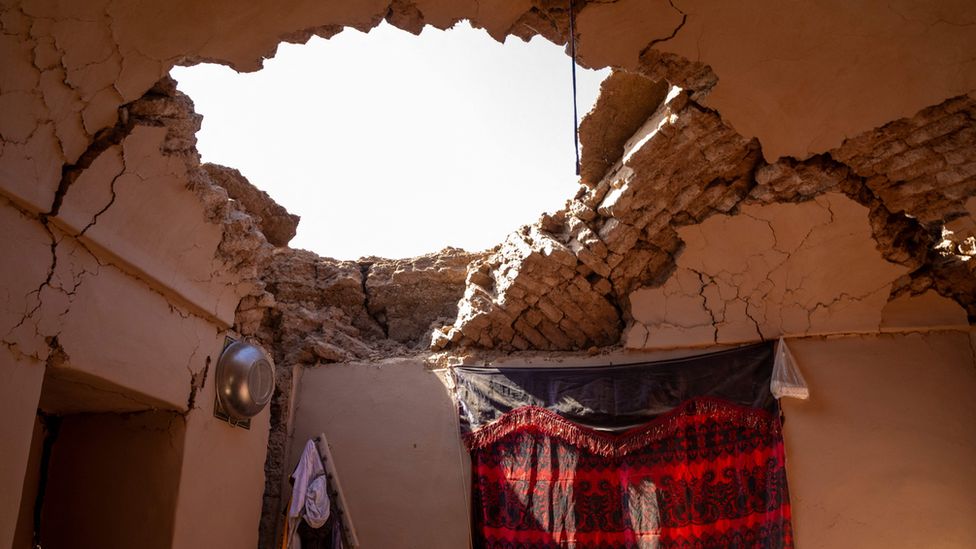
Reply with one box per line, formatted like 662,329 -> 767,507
171,21 -> 609,260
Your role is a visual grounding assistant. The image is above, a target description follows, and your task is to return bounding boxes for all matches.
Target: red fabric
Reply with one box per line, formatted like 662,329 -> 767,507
467,398 -> 793,549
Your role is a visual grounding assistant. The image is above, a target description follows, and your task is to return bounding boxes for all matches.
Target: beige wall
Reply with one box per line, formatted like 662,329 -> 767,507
783,331 -> 976,547
170,370 -> 271,549
8,366 -> 272,549
0,353 -> 45,549
289,359 -> 471,549
0,200 -> 52,549
12,416 -> 45,549
38,411 -> 186,549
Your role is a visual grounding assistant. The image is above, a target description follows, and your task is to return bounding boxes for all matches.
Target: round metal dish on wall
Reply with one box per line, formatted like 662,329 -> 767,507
215,340 -> 275,426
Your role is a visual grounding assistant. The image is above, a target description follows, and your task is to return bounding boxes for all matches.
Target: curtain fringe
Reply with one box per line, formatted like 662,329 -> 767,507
463,397 -> 780,457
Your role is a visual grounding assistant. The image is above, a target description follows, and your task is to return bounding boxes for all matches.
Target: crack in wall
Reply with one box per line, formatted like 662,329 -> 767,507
76,155 -> 123,237
5,220 -> 59,342
185,356 -> 209,411
358,261 -> 389,338
46,104 -> 135,220
30,409 -> 61,548
646,0 -> 687,49
693,270 -> 718,343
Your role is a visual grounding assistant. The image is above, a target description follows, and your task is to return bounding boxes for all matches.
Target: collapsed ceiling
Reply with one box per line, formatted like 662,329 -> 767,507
2,1 -> 974,547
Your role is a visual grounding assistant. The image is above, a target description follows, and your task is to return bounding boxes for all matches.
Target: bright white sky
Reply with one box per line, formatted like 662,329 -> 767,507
172,21 -> 608,260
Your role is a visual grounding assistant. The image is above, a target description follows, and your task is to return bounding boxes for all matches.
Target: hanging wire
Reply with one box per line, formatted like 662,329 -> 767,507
569,0 -> 581,176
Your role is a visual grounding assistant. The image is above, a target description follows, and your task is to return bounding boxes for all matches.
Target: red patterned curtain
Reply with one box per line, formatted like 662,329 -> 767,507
455,344 -> 794,549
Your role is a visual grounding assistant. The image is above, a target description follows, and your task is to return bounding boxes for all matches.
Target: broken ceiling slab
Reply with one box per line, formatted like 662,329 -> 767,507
442,86 -> 760,351
204,164 -> 300,248
578,70 -> 669,187
574,0 -> 684,70
439,84 -> 976,353
51,81 -> 271,327
652,0 -> 976,160
831,94 -> 976,229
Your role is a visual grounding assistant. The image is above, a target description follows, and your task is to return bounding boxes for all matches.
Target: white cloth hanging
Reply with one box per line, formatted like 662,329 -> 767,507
285,439 -> 332,548
303,475 -> 330,528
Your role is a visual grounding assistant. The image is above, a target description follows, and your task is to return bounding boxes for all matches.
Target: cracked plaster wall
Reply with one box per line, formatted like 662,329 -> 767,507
0,73 -> 271,402
170,369 -> 271,549
1,176 -> 270,548
574,0 -> 976,160
2,0 -> 973,221
438,85 -> 976,354
0,347 -> 44,545
1,9 -> 274,545
624,193 -> 967,349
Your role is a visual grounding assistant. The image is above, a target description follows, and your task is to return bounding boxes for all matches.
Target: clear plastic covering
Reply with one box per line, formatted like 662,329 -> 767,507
771,337 -> 809,400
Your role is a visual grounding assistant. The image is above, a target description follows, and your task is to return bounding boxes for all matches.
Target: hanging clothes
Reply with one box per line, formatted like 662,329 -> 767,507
285,439 -> 332,549
454,342 -> 794,549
